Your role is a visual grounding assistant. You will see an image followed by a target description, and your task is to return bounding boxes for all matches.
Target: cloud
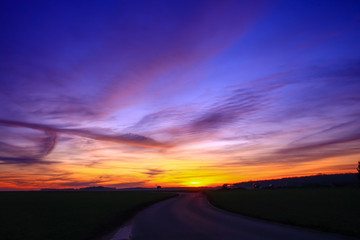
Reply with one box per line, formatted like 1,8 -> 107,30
287,120 -> 360,148
0,170 -> 73,188
26,95 -> 100,121
0,119 -> 171,149
0,119 -> 171,165
129,83 -> 275,145
38,131 -> 58,156
276,120 -> 360,159
222,120 -> 360,166
1,0 -> 359,186
0,129 -> 58,165
0,1 -> 273,123
154,59 -> 360,167
188,88 -> 264,132
143,168 -> 165,177
129,108 -> 189,132
0,156 -> 54,165
126,59 -> 360,169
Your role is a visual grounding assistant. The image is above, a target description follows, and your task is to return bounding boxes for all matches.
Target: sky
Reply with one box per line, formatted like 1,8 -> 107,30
1,0 -> 360,190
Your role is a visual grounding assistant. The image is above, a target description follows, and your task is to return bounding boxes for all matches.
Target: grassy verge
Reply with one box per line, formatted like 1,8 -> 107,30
206,187 -> 360,238
0,191 -> 177,240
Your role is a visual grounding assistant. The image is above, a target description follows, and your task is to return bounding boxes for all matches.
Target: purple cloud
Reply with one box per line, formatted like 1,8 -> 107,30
0,119 -> 171,165
0,119 -> 170,149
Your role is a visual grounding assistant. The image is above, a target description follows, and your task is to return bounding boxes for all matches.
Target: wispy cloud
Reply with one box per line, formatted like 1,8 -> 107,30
127,59 -> 360,171
129,79 -> 280,144
0,119 -> 171,149
0,157 -> 55,165
0,119 -> 171,165
143,168 -> 165,177
0,128 -> 58,165
188,88 -> 265,132
0,1 -> 271,124
274,120 -> 360,161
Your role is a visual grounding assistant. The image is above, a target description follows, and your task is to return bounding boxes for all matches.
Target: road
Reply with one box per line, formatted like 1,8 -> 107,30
128,192 -> 353,240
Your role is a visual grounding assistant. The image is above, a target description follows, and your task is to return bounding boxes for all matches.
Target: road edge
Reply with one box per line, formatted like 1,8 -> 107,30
100,192 -> 179,240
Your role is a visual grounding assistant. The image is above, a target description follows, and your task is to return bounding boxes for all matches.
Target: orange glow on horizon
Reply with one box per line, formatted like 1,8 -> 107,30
0,152 -> 358,191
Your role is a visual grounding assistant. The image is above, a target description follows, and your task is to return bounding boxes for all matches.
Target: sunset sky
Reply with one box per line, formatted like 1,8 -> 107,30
1,0 -> 360,190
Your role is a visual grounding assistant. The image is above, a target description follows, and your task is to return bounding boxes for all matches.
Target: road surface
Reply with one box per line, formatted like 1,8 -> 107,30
127,192 -> 353,240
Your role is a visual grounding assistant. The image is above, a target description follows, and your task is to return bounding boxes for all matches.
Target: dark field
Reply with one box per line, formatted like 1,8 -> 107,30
206,187 -> 360,238
0,191 -> 176,240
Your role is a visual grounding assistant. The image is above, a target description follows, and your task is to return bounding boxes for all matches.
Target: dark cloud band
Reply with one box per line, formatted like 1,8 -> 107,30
0,119 -> 171,149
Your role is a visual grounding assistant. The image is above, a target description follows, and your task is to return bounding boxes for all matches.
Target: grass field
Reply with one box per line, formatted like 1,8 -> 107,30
0,191 -> 176,240
206,187 -> 360,238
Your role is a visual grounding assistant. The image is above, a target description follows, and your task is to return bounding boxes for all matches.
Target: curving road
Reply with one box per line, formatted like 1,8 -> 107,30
129,192 -> 353,240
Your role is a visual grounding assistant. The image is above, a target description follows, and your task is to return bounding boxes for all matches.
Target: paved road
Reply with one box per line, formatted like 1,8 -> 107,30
130,192 -> 353,240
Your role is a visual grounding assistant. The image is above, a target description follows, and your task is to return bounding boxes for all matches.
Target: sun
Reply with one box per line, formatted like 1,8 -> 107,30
189,181 -> 201,186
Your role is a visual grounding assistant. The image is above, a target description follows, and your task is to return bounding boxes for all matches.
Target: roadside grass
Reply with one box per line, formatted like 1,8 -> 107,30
206,187 -> 360,238
0,191 -> 177,240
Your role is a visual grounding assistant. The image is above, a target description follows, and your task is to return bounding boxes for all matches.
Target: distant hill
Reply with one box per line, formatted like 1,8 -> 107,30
40,186 -> 209,191
40,174 -> 359,192
232,173 -> 358,189
41,186 -> 117,191
79,186 -> 117,191
41,188 -> 76,191
118,187 -> 211,191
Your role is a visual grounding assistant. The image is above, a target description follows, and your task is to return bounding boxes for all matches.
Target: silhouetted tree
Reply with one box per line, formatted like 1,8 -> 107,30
357,161 -> 360,180
222,184 -> 229,190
